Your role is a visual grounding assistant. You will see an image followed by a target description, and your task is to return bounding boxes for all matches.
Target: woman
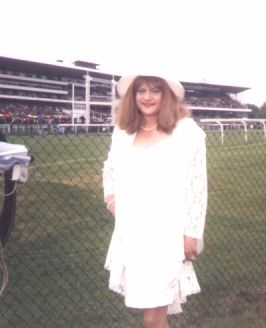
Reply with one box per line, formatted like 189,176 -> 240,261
103,73 -> 208,328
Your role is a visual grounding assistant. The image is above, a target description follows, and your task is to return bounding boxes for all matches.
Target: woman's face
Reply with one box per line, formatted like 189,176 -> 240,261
135,83 -> 162,117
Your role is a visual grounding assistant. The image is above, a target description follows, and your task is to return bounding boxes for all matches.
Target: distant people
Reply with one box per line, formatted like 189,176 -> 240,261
80,115 -> 86,124
103,72 -> 208,328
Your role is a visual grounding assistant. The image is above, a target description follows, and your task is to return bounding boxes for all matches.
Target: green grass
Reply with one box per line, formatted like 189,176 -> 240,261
0,129 -> 266,327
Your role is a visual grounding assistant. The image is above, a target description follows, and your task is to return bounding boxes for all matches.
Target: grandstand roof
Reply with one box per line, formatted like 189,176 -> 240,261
182,81 -> 250,94
73,60 -> 98,69
0,56 -> 120,81
0,56 -> 250,94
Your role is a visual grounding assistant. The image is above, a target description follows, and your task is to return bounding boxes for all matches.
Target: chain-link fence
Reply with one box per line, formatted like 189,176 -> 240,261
0,124 -> 266,328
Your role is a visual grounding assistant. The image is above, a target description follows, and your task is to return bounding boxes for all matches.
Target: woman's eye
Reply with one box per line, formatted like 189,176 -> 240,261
136,88 -> 161,94
137,88 -> 146,94
151,88 -> 160,93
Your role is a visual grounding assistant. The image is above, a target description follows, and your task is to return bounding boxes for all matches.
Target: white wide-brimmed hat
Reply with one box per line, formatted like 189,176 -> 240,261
116,74 -> 185,101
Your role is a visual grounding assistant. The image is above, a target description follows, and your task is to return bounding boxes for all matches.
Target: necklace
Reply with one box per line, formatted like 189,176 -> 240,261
141,124 -> 158,132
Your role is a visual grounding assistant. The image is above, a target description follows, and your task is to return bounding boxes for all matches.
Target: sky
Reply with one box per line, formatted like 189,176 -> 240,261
1,0 -> 265,106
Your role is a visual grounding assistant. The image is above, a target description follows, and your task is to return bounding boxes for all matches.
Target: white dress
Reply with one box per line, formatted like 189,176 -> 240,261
103,117 -> 208,314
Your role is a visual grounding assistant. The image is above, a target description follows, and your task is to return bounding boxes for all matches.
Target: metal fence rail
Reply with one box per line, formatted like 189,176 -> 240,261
0,125 -> 266,328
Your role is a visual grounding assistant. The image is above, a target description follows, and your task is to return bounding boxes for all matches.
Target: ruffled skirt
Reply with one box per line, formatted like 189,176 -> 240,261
105,231 -> 201,315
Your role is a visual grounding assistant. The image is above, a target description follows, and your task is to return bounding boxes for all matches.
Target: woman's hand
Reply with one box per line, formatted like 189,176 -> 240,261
105,195 -> 115,216
107,199 -> 115,216
184,236 -> 198,261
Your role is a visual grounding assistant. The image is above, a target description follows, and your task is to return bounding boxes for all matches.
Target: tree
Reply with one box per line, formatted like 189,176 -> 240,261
246,103 -> 260,118
246,102 -> 266,118
258,102 -> 266,118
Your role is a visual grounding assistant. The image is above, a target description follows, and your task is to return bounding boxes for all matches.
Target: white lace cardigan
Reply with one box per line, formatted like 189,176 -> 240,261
103,117 -> 208,242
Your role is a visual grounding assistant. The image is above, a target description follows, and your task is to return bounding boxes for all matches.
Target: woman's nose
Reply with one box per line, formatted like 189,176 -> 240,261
143,90 -> 152,99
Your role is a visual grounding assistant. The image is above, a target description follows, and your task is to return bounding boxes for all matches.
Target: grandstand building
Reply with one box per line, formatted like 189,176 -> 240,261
0,56 -> 252,126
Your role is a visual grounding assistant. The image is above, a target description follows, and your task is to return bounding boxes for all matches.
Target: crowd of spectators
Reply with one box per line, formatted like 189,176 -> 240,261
0,93 -> 247,125
185,93 -> 246,109
0,102 -> 71,124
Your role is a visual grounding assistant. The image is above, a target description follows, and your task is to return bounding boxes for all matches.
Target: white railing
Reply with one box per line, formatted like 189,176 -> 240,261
200,118 -> 266,144
56,123 -> 114,134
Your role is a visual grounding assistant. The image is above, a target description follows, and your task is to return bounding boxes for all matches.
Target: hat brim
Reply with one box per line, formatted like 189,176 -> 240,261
116,74 -> 185,101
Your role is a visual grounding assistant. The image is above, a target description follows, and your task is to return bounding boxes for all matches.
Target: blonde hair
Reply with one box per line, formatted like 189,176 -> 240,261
116,76 -> 190,134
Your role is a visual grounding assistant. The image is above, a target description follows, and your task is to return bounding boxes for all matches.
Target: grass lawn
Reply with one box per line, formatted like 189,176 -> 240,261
0,129 -> 266,327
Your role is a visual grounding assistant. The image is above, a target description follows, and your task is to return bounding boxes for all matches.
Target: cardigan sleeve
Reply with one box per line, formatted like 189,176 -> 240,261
102,126 -> 121,199
102,127 -> 118,200
102,126 -> 135,200
183,128 -> 208,239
